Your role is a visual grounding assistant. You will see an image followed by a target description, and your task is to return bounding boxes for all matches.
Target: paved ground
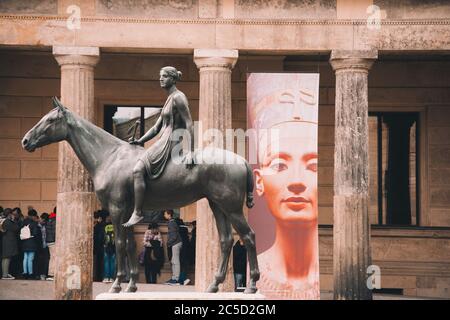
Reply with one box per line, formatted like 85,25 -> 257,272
0,280 -> 438,300
0,280 -> 192,300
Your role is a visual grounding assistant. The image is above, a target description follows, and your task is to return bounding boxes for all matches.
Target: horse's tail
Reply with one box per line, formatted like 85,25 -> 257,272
245,161 -> 255,208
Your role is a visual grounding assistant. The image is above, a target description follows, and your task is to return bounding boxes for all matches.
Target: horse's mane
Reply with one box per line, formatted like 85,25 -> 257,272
66,107 -> 128,149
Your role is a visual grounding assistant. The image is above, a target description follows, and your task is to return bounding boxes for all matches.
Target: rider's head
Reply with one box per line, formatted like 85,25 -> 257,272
160,66 -> 182,88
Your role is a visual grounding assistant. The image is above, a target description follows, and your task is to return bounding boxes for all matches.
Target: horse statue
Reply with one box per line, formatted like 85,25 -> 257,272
21,97 -> 260,294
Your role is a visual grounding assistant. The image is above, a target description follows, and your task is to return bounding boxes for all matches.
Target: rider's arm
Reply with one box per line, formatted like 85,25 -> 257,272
137,115 -> 163,144
173,95 -> 195,154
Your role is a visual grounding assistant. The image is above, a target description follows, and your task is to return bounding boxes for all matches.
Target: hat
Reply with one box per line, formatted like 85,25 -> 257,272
247,73 -> 320,164
247,73 -> 319,131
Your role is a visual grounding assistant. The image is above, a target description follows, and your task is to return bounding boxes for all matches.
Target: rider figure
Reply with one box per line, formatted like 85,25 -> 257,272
123,66 -> 195,227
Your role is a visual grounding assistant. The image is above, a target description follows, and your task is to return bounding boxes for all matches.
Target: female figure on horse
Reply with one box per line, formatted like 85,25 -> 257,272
123,66 -> 195,227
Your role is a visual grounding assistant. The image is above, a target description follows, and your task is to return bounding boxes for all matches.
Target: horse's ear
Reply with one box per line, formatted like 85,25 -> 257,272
52,97 -> 67,115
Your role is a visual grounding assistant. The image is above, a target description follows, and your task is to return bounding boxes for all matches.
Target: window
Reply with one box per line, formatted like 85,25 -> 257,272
368,112 -> 419,226
104,105 -> 180,223
104,105 -> 161,143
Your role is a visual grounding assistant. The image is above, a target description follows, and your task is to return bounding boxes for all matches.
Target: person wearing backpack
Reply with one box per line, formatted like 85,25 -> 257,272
21,209 -> 41,280
103,214 -> 115,283
1,208 -> 20,280
176,218 -> 191,285
142,222 -> 163,283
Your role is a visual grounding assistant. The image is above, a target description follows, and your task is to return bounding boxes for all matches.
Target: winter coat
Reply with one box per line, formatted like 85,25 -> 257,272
145,240 -> 165,274
1,218 -> 19,258
46,214 -> 56,244
93,221 -> 105,255
167,219 -> 181,248
21,219 -> 41,252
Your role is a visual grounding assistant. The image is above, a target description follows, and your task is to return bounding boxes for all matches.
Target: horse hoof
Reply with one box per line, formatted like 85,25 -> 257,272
125,285 -> 138,293
206,284 -> 219,293
244,287 -> 257,294
108,286 -> 122,294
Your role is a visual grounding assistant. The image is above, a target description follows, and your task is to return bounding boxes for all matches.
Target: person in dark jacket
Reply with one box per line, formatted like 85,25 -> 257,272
1,208 -> 20,280
164,210 -> 182,285
176,218 -> 191,285
189,220 -> 196,268
233,238 -> 247,292
46,207 -> 56,279
9,207 -> 24,277
37,213 -> 51,280
21,209 -> 42,279
93,210 -> 106,282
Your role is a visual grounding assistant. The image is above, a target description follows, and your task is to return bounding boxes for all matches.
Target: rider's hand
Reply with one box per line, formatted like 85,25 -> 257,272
129,138 -> 143,146
185,152 -> 195,169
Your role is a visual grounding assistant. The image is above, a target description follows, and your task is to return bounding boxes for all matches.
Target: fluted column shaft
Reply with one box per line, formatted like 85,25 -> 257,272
53,46 -> 99,300
194,49 -> 238,292
330,50 -> 377,300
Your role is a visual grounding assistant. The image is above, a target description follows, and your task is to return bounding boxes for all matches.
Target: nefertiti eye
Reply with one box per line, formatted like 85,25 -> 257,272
299,88 -> 315,105
278,92 -> 295,104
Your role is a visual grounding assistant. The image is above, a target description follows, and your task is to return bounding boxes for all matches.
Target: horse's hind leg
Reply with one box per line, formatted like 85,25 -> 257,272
125,227 -> 138,292
227,211 -> 260,294
206,201 -> 234,293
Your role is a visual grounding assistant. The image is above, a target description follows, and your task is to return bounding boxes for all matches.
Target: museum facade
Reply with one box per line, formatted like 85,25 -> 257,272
0,0 -> 449,299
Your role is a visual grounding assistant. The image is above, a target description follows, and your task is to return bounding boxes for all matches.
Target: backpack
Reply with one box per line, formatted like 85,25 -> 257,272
20,224 -> 33,240
104,224 -> 115,253
0,218 -> 6,233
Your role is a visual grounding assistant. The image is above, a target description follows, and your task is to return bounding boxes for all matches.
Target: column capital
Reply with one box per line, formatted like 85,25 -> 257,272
330,49 -> 378,73
53,46 -> 100,67
194,49 -> 238,70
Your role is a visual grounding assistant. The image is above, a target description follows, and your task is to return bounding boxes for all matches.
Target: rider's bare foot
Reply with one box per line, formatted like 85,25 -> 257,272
123,212 -> 143,227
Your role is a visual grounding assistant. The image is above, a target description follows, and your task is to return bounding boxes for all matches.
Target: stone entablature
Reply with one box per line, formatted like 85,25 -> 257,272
0,14 -> 449,51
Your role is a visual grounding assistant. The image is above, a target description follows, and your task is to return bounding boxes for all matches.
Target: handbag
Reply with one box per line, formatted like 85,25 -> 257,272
0,218 -> 6,232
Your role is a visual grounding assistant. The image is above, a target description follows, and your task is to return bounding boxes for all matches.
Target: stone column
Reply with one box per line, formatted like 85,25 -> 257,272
329,50 -> 377,300
53,46 -> 100,300
193,49 -> 238,292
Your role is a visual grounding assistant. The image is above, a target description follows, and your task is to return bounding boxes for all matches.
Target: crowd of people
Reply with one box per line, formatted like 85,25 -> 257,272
1,205 -> 246,289
0,206 -> 56,281
94,208 -> 197,285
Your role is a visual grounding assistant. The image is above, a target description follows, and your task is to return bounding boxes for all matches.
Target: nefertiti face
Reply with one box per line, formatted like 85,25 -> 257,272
254,122 -> 318,224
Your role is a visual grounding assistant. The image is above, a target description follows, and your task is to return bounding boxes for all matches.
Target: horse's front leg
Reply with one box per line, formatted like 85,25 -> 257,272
109,219 -> 127,293
124,228 -> 138,292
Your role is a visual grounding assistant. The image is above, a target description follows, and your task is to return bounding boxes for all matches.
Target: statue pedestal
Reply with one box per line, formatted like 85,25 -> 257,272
95,291 -> 266,300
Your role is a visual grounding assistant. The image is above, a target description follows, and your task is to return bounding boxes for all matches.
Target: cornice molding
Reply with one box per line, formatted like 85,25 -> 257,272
1,14 -> 450,26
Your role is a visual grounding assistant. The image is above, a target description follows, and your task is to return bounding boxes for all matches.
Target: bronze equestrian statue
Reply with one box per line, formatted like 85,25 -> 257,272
21,66 -> 260,294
